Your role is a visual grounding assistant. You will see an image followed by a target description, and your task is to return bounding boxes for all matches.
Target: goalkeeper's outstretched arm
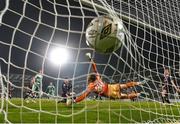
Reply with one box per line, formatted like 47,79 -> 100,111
91,60 -> 98,74
86,53 -> 98,74
74,83 -> 94,103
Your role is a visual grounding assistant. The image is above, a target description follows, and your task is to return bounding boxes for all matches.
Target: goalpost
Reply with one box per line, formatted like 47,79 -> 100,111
0,0 -> 180,123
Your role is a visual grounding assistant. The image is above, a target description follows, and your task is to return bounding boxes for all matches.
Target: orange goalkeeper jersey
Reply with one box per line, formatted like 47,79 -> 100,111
75,81 -> 108,103
75,61 -> 108,103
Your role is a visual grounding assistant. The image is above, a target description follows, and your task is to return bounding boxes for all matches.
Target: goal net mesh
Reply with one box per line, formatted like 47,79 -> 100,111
0,0 -> 180,123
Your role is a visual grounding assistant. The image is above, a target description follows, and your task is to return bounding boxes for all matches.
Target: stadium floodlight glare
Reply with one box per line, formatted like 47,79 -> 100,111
50,47 -> 69,65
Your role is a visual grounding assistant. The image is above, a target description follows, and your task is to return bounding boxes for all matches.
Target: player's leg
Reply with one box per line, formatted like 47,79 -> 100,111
163,95 -> 170,103
164,93 -> 170,103
32,84 -> 39,98
119,81 -> 142,89
24,91 -> 31,100
106,84 -> 140,99
52,91 -> 55,96
161,89 -> 166,103
49,92 -> 54,99
24,94 -> 28,100
24,87 -> 32,100
30,85 -> 38,103
46,93 -> 50,99
120,92 -> 140,99
9,92 -> 12,99
161,89 -> 170,103
35,85 -> 40,98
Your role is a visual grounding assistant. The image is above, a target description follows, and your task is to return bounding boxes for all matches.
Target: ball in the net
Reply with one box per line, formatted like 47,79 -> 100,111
86,15 -> 125,54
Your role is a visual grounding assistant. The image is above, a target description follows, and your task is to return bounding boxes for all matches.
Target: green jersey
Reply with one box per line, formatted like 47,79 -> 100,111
32,73 -> 43,94
34,74 -> 43,86
46,85 -> 55,96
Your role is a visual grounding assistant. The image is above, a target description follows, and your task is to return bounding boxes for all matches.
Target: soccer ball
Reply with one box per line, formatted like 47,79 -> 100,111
66,97 -> 72,106
86,15 -> 125,54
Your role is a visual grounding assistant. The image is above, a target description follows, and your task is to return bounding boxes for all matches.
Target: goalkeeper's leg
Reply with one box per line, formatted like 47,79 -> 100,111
106,84 -> 140,99
120,81 -> 143,89
120,92 -> 140,99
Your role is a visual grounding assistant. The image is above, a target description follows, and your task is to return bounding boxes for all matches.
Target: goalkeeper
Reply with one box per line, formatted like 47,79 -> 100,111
74,53 -> 143,103
46,82 -> 55,98
31,69 -> 43,98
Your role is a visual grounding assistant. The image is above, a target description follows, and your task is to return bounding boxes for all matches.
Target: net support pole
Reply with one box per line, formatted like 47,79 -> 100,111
79,0 -> 180,40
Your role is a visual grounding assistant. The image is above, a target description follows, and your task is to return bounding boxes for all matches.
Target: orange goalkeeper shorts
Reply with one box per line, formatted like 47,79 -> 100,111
104,84 -> 121,99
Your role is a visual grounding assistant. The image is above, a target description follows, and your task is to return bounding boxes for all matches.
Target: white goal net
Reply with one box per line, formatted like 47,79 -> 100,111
0,0 -> 180,123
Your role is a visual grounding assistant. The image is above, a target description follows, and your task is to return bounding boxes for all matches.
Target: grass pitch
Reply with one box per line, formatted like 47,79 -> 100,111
0,98 -> 180,123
